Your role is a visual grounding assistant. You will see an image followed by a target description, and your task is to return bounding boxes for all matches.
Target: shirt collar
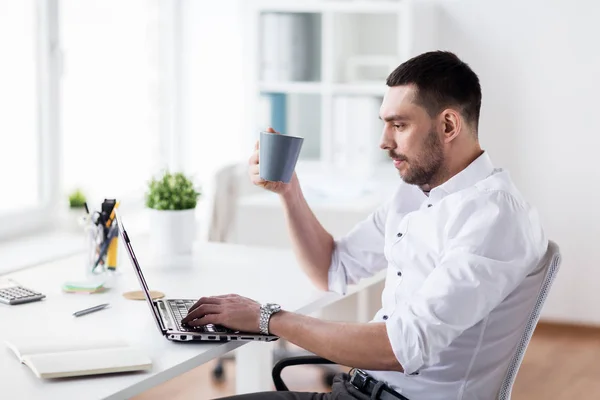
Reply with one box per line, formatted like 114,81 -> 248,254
428,151 -> 495,201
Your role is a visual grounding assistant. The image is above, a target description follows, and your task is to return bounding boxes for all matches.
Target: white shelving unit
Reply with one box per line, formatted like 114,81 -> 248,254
242,0 -> 437,180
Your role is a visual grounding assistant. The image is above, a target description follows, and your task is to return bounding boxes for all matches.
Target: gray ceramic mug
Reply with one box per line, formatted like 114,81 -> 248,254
259,131 -> 304,183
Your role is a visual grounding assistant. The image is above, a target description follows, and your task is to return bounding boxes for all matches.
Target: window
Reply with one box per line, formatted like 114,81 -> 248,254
60,0 -> 163,206
0,0 -> 60,240
0,0 -> 231,243
0,1 -> 40,215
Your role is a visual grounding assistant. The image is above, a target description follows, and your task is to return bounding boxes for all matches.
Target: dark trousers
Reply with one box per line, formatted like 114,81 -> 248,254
216,373 -> 371,400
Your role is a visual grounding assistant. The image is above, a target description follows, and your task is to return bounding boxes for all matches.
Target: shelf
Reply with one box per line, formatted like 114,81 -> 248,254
332,13 -> 400,83
332,83 -> 387,96
259,81 -> 324,94
248,0 -> 431,170
254,1 -> 405,14
260,82 -> 387,96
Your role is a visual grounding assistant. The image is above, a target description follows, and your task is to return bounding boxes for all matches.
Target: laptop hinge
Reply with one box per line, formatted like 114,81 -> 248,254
153,300 -> 171,333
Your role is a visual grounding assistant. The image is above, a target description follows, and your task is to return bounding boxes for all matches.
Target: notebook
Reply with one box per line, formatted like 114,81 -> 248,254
5,337 -> 152,379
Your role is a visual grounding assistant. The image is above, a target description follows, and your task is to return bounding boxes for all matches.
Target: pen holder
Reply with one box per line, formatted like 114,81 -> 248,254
85,222 -> 119,277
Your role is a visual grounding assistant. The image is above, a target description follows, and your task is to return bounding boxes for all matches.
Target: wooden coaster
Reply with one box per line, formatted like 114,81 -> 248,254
123,290 -> 165,300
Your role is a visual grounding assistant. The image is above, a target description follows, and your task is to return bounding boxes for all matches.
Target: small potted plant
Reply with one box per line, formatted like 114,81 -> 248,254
64,188 -> 88,231
145,171 -> 201,257
69,189 -> 87,209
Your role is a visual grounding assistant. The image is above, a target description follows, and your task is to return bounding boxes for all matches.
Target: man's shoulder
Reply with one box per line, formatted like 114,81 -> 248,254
460,168 -> 531,209
445,168 -> 548,265
443,167 -> 544,236
450,168 -> 546,245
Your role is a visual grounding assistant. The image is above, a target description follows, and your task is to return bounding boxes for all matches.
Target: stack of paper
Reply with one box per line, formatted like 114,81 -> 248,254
62,279 -> 106,294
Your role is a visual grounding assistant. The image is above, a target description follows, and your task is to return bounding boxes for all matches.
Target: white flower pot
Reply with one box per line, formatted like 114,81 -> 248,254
148,208 -> 197,257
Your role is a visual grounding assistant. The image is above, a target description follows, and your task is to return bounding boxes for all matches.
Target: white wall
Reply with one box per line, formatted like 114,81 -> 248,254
181,0 -> 248,183
182,0 -> 600,325
430,0 -> 600,324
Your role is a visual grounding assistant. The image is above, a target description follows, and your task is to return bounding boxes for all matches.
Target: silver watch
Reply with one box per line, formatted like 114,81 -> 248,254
259,303 -> 281,335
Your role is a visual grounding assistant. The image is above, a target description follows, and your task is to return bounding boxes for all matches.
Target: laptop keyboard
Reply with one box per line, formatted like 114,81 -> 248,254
168,300 -> 231,333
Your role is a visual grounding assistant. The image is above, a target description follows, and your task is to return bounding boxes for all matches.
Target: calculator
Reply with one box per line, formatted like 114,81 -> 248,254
0,285 -> 46,305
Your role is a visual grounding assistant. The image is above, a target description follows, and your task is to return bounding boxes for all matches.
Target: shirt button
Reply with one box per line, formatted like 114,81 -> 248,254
427,204 -> 432,208
396,232 -> 403,238
383,315 -> 389,320
397,271 -> 402,277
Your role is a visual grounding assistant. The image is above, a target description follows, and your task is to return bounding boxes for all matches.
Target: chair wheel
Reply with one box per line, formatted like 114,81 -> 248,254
323,371 -> 336,388
212,363 -> 225,382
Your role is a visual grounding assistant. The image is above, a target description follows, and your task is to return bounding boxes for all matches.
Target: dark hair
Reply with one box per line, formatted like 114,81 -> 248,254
386,51 -> 482,132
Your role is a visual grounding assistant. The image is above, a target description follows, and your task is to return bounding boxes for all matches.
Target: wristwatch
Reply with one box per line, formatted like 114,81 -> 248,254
259,303 -> 282,335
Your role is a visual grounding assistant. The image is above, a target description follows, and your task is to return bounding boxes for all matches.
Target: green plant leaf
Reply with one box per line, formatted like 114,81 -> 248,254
68,189 -> 87,208
145,170 -> 201,211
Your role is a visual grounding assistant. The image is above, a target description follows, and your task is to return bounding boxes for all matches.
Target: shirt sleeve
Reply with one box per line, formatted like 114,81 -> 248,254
386,190 -> 547,375
327,199 -> 390,295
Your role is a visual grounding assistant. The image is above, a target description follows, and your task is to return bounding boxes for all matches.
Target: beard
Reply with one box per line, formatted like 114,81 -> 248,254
389,129 -> 444,187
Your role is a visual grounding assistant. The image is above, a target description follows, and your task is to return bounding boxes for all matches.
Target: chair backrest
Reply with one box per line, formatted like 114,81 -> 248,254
201,162 -> 248,243
496,240 -> 561,400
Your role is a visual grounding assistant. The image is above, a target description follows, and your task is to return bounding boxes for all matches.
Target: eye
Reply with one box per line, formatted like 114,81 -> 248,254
394,123 -> 406,130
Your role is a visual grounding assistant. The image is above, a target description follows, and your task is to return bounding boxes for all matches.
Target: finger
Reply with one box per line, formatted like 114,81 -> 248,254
187,296 -> 222,314
254,139 -> 259,151
248,150 -> 259,166
266,126 -> 276,134
249,164 -> 259,176
182,304 -> 222,324
251,175 -> 266,186
188,313 -> 221,327
212,293 -> 238,299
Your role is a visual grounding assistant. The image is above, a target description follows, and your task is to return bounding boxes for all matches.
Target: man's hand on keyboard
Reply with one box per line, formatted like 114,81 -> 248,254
181,294 -> 261,333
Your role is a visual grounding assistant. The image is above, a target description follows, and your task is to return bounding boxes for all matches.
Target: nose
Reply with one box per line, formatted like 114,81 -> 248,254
379,125 -> 395,150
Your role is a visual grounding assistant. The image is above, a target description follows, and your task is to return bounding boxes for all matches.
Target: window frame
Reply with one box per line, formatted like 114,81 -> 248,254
0,0 -> 61,241
0,0 -> 188,242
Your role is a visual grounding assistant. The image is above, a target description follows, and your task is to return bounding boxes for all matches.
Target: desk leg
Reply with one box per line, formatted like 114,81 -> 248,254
235,341 -> 274,394
357,290 -> 370,323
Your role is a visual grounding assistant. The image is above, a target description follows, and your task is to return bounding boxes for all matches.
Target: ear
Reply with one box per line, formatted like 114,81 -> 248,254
440,109 -> 461,143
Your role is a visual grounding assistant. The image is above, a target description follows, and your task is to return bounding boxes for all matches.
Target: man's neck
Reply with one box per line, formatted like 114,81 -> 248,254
419,148 -> 484,192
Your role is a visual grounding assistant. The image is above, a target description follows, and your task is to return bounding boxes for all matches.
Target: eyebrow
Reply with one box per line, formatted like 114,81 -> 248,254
379,114 -> 410,122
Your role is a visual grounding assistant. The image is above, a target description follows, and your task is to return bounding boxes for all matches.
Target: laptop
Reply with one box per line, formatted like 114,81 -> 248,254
114,210 -> 279,343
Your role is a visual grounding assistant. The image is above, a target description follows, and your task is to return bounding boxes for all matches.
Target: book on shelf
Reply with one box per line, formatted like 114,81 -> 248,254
332,95 -> 385,179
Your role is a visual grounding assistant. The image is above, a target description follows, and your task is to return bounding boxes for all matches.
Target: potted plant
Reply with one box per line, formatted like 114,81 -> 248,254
69,189 -> 87,209
145,171 -> 201,257
63,189 -> 88,231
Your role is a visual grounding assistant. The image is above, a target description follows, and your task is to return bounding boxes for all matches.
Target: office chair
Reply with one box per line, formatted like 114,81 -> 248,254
272,240 -> 561,400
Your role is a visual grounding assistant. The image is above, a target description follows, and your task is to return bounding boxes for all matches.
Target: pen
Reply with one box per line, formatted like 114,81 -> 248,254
73,303 -> 110,317
105,201 -> 120,228
91,223 -> 120,272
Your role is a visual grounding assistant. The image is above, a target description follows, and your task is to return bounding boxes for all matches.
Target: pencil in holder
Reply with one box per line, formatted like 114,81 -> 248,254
106,235 -> 119,271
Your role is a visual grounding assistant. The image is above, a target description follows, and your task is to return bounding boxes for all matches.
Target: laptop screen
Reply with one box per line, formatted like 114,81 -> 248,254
114,210 -> 165,334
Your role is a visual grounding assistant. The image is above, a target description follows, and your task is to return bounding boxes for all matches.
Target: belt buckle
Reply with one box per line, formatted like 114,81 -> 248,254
350,369 -> 369,392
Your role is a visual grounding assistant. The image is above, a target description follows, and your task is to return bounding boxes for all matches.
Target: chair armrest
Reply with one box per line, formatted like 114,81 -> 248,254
272,356 -> 336,391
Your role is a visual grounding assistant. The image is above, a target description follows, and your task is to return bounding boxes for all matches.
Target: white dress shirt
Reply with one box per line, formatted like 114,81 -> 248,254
328,152 -> 548,400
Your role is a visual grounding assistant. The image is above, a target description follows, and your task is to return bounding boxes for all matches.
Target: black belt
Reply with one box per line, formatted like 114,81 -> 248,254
349,369 -> 410,400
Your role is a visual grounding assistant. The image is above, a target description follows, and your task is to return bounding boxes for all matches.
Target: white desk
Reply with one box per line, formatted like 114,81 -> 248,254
231,183 -> 394,324
0,239 -> 384,399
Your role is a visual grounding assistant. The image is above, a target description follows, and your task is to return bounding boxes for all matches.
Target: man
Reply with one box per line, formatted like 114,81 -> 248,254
182,51 -> 547,400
